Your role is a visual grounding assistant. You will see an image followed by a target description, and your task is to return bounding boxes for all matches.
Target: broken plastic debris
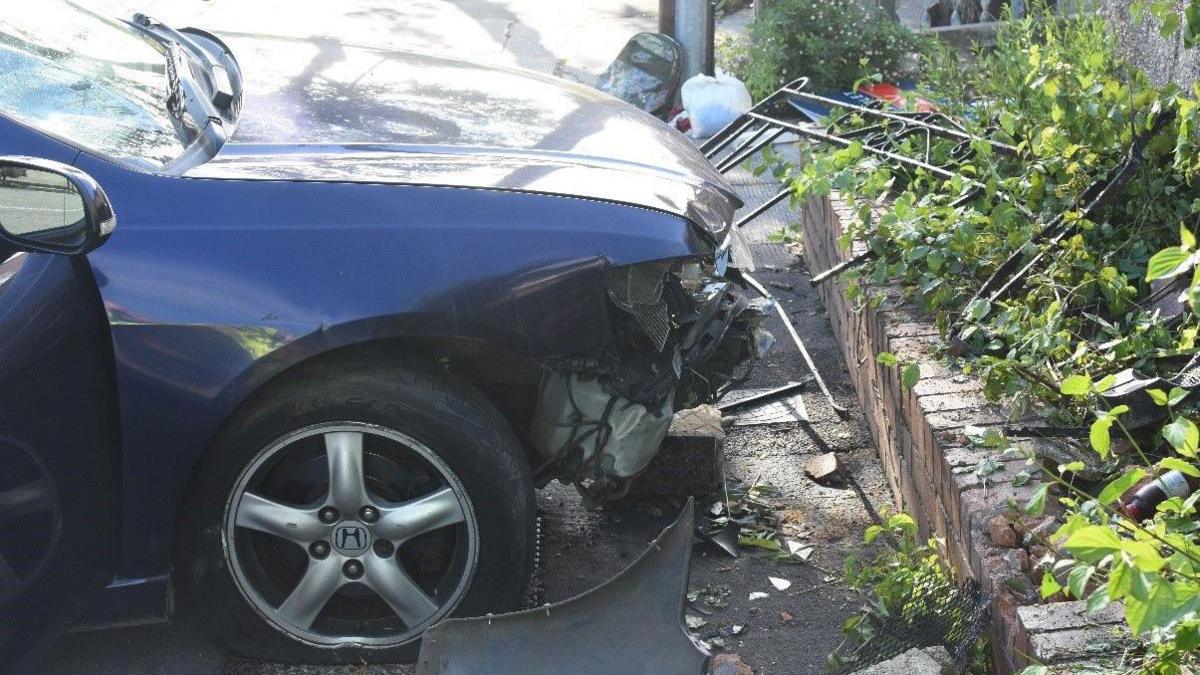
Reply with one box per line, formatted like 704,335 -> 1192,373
768,577 -> 791,591
785,539 -> 814,561
700,520 -> 741,558
685,615 -> 708,630
731,624 -> 746,635
748,591 -> 769,601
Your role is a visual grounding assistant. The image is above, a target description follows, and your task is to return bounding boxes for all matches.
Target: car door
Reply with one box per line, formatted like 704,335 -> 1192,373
0,161 -> 121,672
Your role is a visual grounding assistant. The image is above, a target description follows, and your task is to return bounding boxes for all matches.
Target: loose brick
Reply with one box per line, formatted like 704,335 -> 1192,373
804,452 -> 843,483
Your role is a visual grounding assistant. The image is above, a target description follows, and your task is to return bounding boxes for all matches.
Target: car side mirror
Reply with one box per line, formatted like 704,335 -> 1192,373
0,157 -> 116,256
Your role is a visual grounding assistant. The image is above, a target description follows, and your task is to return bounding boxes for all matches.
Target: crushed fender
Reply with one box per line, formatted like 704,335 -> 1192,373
415,499 -> 708,675
531,260 -> 773,502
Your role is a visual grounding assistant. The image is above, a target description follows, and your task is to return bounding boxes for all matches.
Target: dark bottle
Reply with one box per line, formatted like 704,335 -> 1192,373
1121,470 -> 1200,521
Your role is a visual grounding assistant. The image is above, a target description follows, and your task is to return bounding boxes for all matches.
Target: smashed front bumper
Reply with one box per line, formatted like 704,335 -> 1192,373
529,256 -> 773,501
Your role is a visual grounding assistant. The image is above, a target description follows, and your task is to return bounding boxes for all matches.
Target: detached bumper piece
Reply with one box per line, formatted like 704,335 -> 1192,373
531,262 -> 772,501
416,500 -> 707,675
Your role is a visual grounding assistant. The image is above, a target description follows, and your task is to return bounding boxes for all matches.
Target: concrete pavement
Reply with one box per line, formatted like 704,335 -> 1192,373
86,0 -> 663,82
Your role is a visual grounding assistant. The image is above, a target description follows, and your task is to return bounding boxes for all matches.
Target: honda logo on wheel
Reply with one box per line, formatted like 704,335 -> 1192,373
331,522 -> 371,555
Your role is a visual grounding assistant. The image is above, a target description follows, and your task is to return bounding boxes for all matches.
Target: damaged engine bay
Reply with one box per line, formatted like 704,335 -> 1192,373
530,254 -> 775,502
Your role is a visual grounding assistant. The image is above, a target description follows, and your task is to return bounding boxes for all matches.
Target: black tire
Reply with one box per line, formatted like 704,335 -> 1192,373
175,355 -> 535,664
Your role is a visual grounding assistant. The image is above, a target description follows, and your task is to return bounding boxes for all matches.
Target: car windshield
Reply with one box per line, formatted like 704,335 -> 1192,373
0,2 -> 195,170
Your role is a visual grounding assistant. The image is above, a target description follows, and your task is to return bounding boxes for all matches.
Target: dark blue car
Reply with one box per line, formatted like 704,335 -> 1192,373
0,3 -> 769,667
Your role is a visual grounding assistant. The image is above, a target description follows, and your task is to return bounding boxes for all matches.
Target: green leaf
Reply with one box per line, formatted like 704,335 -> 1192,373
1040,571 -> 1062,599
738,535 -> 782,551
927,250 -> 944,273
1184,224 -> 1198,251
1162,417 -> 1200,458
1064,525 -> 1124,563
966,298 -> 991,321
1161,11 -> 1181,38
1098,467 -> 1146,506
1188,0 -> 1200,47
1160,457 -> 1200,477
1068,565 -> 1095,599
1058,461 -> 1086,474
1177,622 -> 1200,650
1090,417 -> 1113,459
1148,388 -> 1170,406
1146,246 -> 1193,281
1018,667 -> 1048,675
864,525 -> 884,543
1125,579 -> 1200,635
1169,387 -> 1190,406
887,513 -> 916,532
876,352 -> 898,367
901,363 -> 920,390
1060,374 -> 1092,396
1085,584 -> 1112,614
1024,483 -> 1050,516
1108,561 -> 1132,600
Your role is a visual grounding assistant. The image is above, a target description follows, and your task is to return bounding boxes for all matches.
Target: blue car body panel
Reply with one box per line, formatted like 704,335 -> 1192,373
0,251 -> 121,667
77,149 -> 710,585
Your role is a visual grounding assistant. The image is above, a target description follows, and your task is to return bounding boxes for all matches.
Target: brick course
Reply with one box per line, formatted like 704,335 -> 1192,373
799,193 -> 1131,673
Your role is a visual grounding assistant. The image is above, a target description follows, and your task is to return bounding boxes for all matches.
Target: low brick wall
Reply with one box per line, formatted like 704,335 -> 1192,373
798,195 -> 1130,673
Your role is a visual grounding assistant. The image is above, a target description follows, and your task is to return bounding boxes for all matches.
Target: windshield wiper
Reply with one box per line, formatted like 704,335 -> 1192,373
129,15 -> 234,117
126,14 -> 229,171
161,40 -> 218,136
163,41 -> 185,122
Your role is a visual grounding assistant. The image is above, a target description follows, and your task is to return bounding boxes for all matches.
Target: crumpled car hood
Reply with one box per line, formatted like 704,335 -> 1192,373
188,34 -> 741,233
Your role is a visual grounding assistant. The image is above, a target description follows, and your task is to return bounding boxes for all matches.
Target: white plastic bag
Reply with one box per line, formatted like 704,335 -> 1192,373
680,71 -> 752,139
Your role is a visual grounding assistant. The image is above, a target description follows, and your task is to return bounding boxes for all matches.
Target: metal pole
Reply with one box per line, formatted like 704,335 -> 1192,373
659,0 -> 676,36
740,272 -> 850,419
674,0 -> 714,80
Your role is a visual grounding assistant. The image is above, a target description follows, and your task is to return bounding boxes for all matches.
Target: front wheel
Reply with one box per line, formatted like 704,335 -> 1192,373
176,356 -> 535,664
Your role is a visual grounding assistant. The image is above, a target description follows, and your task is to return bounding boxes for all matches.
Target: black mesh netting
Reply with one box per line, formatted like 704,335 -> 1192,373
831,571 -> 993,674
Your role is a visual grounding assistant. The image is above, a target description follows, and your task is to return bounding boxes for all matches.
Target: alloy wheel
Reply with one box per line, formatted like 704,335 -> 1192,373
223,422 -> 478,648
